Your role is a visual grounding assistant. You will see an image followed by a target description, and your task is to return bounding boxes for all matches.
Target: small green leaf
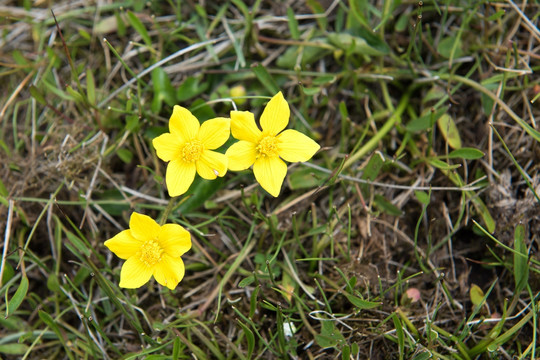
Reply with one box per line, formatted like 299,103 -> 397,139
94,15 -> 119,35
422,86 -> 446,103
38,309 -> 73,359
412,352 -> 432,360
1,260 -> 14,284
65,231 -> 91,257
301,86 -> 321,96
447,147 -> 484,160
251,64 -> 280,95
360,153 -> 384,195
151,68 -> 176,113
437,36 -> 463,59
406,107 -> 447,132
126,114 -> 139,132
238,276 -> 255,288
288,167 -> 325,190
315,321 -> 345,348
472,196 -> 496,233
437,114 -> 462,149
327,31 -> 389,56
0,177 -> 8,197
116,148 -> 133,164
342,345 -> 350,360
172,337 -> 181,360
126,11 -> 152,47
177,177 -> 225,214
116,11 -> 127,36
0,343 -> 30,355
86,68 -> 96,105
480,80 -> 499,115
176,76 -> 208,102
47,274 -> 61,293
351,343 -> 359,355
313,75 -> 337,86
237,320 -> 255,359
488,10 -> 506,21
428,158 -> 461,171
392,314 -> 405,360
374,194 -> 403,216
286,8 -> 300,40
414,190 -> 430,205
6,275 -> 28,317
306,0 -> 327,29
344,294 -> 381,309
276,41 -> 331,69
469,284 -> 485,307
362,153 -> 384,182
66,85 -> 86,105
514,224 -> 529,293
29,85 -> 46,105
395,11 -> 409,32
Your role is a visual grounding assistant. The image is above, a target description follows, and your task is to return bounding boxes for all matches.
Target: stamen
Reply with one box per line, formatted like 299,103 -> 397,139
181,140 -> 203,162
139,240 -> 163,266
257,136 -> 278,157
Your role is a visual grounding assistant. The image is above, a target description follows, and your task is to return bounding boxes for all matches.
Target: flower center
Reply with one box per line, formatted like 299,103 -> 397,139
257,136 -> 278,157
139,240 -> 163,267
181,141 -> 203,162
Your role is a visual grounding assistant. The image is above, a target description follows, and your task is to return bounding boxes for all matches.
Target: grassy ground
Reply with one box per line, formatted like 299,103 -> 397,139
1,0 -> 540,359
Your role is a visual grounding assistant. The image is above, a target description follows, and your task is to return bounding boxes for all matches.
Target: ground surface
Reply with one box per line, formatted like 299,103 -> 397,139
1,1 -> 539,359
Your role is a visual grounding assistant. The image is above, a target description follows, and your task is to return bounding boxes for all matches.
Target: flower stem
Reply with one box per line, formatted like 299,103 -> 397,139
343,89 -> 411,171
159,197 -> 177,225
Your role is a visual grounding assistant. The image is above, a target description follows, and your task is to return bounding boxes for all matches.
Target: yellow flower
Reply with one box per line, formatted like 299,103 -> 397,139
226,92 -> 320,197
152,106 -> 230,197
104,212 -> 191,290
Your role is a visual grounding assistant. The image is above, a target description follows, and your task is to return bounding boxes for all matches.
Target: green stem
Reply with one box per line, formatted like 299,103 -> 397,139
160,197 -> 177,225
343,89 -> 411,171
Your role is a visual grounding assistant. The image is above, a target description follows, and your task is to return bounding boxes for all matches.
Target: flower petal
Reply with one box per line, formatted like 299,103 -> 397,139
277,129 -> 320,162
166,159 -> 196,197
119,257 -> 153,289
152,133 -> 182,162
153,254 -> 185,290
104,230 -> 142,260
196,150 -> 228,179
198,117 -> 230,149
129,212 -> 160,242
260,92 -> 289,136
253,156 -> 287,197
169,105 -> 200,142
226,140 -> 257,171
230,111 -> 261,142
158,224 -> 191,257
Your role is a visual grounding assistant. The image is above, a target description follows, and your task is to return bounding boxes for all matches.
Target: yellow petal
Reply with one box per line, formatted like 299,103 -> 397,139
169,105 -> 200,142
277,129 -> 320,162
198,117 -> 230,149
260,92 -> 289,136
158,224 -> 191,257
152,133 -> 182,162
152,254 -> 185,290
119,257 -> 153,288
104,230 -> 142,260
230,111 -> 261,142
166,159 -> 196,197
226,140 -> 257,171
196,150 -> 228,179
253,156 -> 287,197
129,212 -> 160,242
